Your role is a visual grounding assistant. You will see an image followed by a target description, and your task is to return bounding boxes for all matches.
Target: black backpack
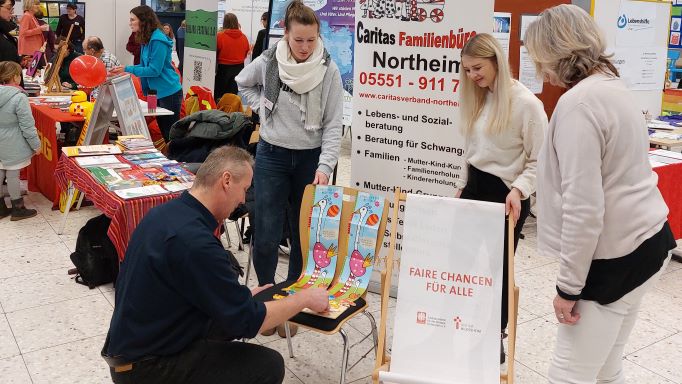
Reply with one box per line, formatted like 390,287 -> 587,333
68,214 -> 119,289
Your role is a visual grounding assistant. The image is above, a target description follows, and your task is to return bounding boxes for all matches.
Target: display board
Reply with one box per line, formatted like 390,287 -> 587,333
82,74 -> 151,146
593,0 -> 671,114
351,0 -> 494,293
669,5 -> 682,48
385,195 -> 505,384
183,0 -> 218,93
267,0 -> 355,125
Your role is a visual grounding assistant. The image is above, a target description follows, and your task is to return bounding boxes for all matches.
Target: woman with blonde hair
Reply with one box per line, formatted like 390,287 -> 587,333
456,32 -> 547,363
18,0 -> 46,56
524,5 -> 675,382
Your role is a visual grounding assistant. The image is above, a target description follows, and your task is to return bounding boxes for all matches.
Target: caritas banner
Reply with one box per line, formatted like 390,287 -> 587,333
350,0 -> 494,292
351,0 -> 493,197
388,194 -> 504,383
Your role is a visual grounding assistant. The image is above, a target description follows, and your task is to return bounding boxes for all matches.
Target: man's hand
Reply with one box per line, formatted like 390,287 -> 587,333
251,284 -> 273,297
455,188 -> 462,198
312,171 -> 329,185
34,146 -> 42,157
553,294 -> 580,325
505,188 -> 522,224
299,287 -> 330,313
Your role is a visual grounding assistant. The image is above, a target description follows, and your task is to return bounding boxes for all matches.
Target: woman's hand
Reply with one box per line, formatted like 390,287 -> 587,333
34,147 -> 42,157
312,171 -> 329,185
455,188 -> 462,198
109,66 -> 125,76
40,24 -> 49,32
554,295 -> 580,325
505,187 -> 522,224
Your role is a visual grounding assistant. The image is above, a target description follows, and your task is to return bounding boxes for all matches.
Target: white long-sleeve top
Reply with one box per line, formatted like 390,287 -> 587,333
537,73 -> 669,297
455,80 -> 547,199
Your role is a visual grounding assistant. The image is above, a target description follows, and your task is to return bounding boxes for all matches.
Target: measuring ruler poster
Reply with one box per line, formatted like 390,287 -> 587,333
351,0 -> 494,276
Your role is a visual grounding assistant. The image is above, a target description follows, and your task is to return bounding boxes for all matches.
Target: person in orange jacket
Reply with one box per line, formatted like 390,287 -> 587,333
214,13 -> 248,102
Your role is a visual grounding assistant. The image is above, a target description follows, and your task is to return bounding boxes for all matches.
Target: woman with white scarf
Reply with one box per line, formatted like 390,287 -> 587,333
236,0 -> 343,336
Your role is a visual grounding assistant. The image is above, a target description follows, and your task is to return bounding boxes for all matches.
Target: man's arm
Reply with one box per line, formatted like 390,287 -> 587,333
259,288 -> 329,333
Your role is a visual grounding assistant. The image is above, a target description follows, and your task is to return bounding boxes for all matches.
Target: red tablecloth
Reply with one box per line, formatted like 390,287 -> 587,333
654,163 -> 682,239
27,104 -> 84,207
55,156 -> 180,260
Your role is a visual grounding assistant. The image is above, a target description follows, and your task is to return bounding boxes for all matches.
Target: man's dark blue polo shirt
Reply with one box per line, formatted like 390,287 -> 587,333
106,191 -> 266,361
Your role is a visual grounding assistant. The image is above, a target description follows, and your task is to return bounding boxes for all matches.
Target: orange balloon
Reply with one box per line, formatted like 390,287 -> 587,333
327,204 -> 340,217
366,213 -> 379,226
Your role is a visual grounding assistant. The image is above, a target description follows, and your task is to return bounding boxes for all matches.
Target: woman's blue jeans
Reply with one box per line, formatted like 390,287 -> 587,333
253,140 -> 321,285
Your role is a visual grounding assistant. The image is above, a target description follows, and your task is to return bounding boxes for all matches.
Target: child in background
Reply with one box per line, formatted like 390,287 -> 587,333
0,61 -> 40,220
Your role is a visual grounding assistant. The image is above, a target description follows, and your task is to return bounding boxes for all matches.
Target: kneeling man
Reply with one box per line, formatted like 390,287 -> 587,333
103,146 -> 328,383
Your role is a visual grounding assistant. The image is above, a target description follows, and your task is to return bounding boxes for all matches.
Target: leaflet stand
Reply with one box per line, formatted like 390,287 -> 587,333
372,189 -> 519,384
58,74 -> 151,234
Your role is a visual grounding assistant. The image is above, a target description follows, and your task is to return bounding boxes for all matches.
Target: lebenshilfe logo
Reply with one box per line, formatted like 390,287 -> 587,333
618,13 -> 651,29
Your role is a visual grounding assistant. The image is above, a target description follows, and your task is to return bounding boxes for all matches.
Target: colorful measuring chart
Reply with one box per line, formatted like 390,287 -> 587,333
319,192 -> 385,318
287,185 -> 344,291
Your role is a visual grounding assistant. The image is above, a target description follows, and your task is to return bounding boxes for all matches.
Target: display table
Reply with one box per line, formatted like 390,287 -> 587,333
27,101 -> 174,208
654,162 -> 682,240
27,104 -> 84,207
55,155 -> 181,260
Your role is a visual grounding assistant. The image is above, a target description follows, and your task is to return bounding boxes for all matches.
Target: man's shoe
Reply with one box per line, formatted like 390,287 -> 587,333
260,327 -> 277,336
277,324 -> 298,338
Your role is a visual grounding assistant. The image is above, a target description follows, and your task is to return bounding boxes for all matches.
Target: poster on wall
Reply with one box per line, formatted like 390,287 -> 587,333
219,0 -> 270,46
387,195 -> 504,383
615,0 -> 657,47
493,12 -> 511,57
669,5 -> 682,48
183,0 -> 218,93
267,0 -> 355,125
519,46 -> 543,94
610,0 -> 667,92
351,0 -> 495,287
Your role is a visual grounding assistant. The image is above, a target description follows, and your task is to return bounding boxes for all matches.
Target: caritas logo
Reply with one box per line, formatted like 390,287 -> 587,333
453,316 -> 462,329
416,311 -> 427,324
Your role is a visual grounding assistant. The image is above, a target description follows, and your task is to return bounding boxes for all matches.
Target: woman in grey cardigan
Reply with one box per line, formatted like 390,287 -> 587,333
235,0 -> 342,332
525,5 -> 675,383
0,61 -> 40,220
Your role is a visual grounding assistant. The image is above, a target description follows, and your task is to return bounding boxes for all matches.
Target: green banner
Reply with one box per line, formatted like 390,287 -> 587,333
185,9 -> 217,51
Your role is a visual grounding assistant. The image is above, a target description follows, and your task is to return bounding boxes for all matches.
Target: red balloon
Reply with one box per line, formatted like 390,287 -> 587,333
69,55 -> 107,87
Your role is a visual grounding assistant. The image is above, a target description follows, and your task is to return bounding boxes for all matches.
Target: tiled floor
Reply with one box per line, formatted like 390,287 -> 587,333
1,134 -> 681,383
